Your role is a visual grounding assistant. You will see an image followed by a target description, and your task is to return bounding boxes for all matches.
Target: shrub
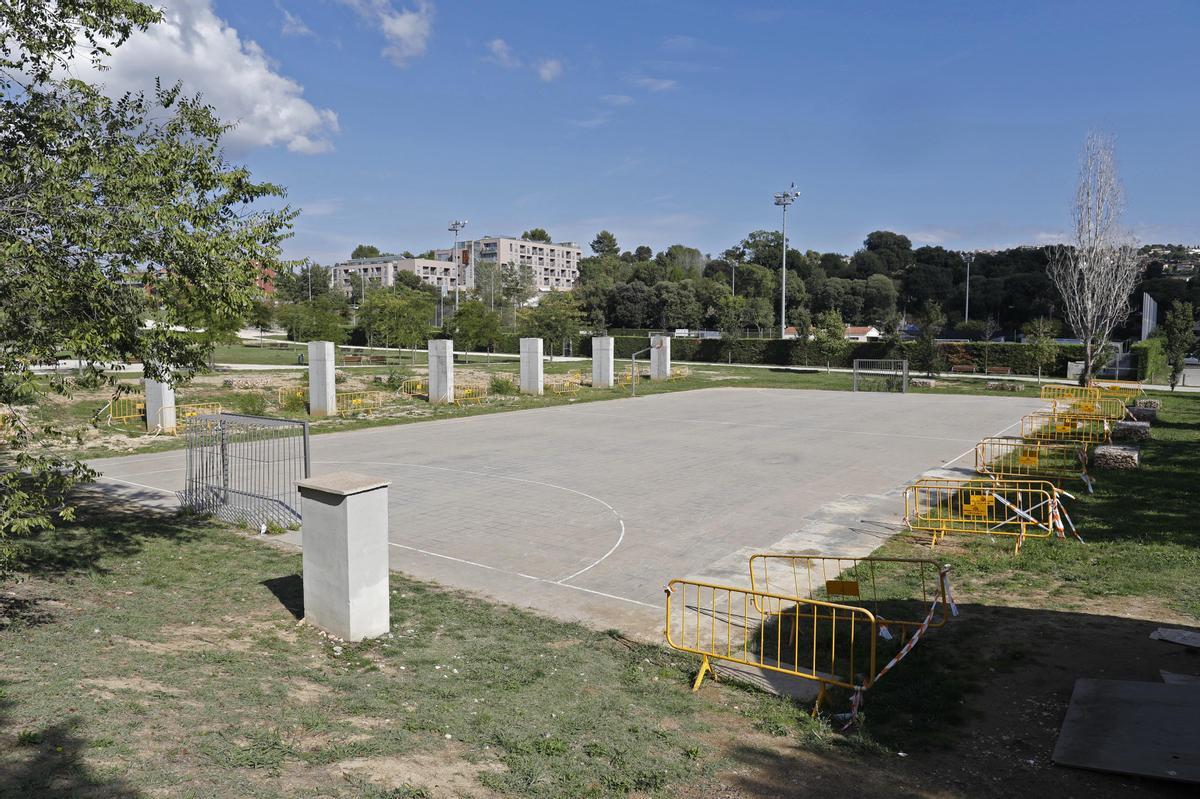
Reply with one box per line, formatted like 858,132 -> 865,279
234,392 -> 267,416
489,374 -> 518,395
1131,337 -> 1167,382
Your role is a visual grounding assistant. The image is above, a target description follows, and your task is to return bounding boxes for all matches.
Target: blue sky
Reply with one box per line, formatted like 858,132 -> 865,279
87,1 -> 1200,262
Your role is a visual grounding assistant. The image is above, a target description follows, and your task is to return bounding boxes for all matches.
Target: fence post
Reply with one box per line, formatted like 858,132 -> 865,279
519,337 -> 544,395
297,472 -> 392,642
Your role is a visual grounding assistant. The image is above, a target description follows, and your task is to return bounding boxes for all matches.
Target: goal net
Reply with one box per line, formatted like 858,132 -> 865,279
852,359 -> 909,393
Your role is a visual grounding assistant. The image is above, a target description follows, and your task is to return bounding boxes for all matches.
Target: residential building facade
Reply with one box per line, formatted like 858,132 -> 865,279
330,256 -> 458,295
435,236 -> 582,293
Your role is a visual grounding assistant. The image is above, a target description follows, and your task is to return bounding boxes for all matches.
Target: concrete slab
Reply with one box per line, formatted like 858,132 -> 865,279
88,387 -> 1041,640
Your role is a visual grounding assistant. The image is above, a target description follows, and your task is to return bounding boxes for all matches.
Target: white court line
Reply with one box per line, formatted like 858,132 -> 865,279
942,418 -> 1023,468
559,408 -> 982,445
101,466 -> 185,478
387,542 -> 657,609
96,475 -> 178,495
316,459 -> 626,586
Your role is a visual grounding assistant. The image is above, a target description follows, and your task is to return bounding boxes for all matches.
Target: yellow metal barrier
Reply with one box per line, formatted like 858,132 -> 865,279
1089,378 -> 1144,402
975,436 -> 1090,489
108,395 -> 146,426
276,386 -> 307,406
747,555 -> 949,638
455,384 -> 489,405
546,374 -> 581,394
398,378 -> 427,398
336,391 -> 386,416
616,367 -> 647,389
666,559 -> 955,715
156,402 -> 222,435
668,366 -> 691,381
1039,384 -> 1101,403
1051,395 -> 1128,420
904,477 -> 1075,554
0,411 -> 14,438
1021,411 -> 1111,445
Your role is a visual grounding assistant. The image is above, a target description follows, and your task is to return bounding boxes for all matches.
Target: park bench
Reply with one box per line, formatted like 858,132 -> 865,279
343,355 -> 363,365
986,366 -> 1013,376
950,365 -> 977,374
368,355 -> 388,365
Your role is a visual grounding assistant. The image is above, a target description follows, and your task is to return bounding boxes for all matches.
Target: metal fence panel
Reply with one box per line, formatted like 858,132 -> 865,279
852,359 -> 909,393
178,413 -> 310,527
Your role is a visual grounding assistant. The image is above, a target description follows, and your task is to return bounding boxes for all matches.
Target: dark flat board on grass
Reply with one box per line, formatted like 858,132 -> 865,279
1053,678 -> 1200,784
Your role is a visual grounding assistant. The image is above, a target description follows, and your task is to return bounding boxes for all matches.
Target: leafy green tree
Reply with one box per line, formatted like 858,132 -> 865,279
1022,317 -> 1059,384
249,300 -> 276,346
590,230 -> 619,256
813,310 -> 848,372
913,300 -> 947,377
1163,301 -> 1195,390
395,292 -> 436,363
500,263 -> 537,323
351,244 -> 382,259
654,282 -> 702,329
716,294 -> 747,363
276,260 -> 333,303
277,301 -> 346,344
633,245 -> 653,262
745,296 -> 775,337
0,1 -> 294,570
863,274 -> 898,323
608,281 -> 654,328
446,300 -> 502,361
521,228 -> 552,243
520,293 -> 583,359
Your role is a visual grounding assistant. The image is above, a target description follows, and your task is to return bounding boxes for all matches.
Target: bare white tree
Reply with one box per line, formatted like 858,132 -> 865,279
1048,132 -> 1141,384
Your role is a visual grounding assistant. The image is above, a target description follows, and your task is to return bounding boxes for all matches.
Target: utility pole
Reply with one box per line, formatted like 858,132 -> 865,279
963,252 -> 975,322
449,220 -> 467,313
773,184 -> 800,338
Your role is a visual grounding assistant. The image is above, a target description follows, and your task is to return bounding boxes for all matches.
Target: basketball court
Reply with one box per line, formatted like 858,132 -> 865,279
90,387 -> 1043,639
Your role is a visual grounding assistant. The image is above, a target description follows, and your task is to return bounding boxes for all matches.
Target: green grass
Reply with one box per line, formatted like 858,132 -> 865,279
0,506 -> 872,798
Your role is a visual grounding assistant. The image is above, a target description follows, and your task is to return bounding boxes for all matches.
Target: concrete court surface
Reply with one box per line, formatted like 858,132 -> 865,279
90,387 -> 1044,640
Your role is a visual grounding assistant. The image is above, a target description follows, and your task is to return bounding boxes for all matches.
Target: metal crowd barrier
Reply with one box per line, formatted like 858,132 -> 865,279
156,402 -> 223,435
398,378 -> 427,399
904,477 -> 1076,554
1021,411 -> 1111,445
975,436 -> 1091,490
276,386 -> 307,406
665,556 -> 955,716
1051,395 -> 1129,420
336,391 -> 386,416
669,366 -> 691,381
547,374 -> 581,394
1089,378 -> 1144,403
107,395 -> 146,426
1039,384 -> 1101,403
455,384 -> 488,405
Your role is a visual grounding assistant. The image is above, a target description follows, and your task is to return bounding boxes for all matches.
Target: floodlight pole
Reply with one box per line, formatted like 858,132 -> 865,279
963,252 -> 975,322
449,220 -> 467,312
774,184 -> 800,339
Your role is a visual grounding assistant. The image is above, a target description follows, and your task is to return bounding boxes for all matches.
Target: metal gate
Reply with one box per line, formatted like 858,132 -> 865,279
852,359 -> 909,393
178,413 -> 310,527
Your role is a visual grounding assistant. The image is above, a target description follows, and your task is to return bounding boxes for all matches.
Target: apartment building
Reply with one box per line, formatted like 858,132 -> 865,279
435,235 -> 582,292
330,255 -> 458,295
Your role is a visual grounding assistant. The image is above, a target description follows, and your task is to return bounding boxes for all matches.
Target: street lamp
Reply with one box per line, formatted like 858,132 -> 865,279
773,184 -> 800,339
448,220 -> 467,312
963,252 -> 976,322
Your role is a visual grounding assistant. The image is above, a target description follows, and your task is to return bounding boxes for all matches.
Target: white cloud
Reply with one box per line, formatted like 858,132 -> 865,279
1034,230 -> 1069,245
537,58 -> 563,82
67,0 -> 338,155
632,76 -> 677,92
486,38 -> 520,68
339,0 -> 434,66
661,34 -> 701,52
570,110 -> 613,129
276,1 -> 314,38
601,94 -> 633,106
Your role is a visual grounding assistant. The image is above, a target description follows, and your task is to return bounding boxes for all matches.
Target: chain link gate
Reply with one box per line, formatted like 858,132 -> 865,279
178,413 -> 310,527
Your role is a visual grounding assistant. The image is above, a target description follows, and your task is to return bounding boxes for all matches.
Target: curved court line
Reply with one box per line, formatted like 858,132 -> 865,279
314,459 -> 626,586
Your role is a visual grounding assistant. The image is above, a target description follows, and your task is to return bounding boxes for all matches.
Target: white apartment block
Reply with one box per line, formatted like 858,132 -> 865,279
435,236 -> 582,293
330,256 -> 459,295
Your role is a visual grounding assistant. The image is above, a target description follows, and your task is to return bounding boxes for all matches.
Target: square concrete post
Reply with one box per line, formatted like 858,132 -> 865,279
428,339 -> 454,404
592,336 -> 614,388
143,376 -> 176,433
308,341 -> 337,417
520,338 -> 544,395
297,472 -> 391,642
650,335 -> 672,380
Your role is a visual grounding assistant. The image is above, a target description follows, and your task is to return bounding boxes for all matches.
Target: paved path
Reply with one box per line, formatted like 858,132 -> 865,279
89,387 -> 1044,639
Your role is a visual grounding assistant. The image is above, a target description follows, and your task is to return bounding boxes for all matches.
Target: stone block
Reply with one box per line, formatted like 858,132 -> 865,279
298,472 -> 391,642
308,341 -> 336,417
519,338 -> 544,395
1135,398 -> 1162,410
1092,444 -> 1140,470
1112,420 -> 1151,443
1129,405 -> 1157,423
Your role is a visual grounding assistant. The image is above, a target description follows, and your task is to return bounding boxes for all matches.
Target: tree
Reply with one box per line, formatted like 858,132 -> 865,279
1163,301 -> 1195,390
520,293 -> 583,359
446,300 -> 502,361
521,228 -> 552,243
1022,317 -> 1060,384
500,262 -> 537,322
633,245 -> 653,262
276,260 -> 332,303
352,244 -> 382,259
0,1 -> 294,570
716,294 -> 747,363
813,310 -> 848,372
655,282 -> 702,330
394,292 -> 436,364
277,300 -> 346,344
863,274 -> 898,323
912,301 -> 946,377
1048,132 -> 1141,385
590,230 -> 619,256
608,281 -> 654,328
248,299 -> 276,347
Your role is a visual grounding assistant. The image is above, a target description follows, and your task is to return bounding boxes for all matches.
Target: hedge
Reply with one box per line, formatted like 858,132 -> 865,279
1130,337 -> 1167,382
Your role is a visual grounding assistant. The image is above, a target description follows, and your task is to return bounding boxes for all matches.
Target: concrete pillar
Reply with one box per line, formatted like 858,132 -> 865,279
520,338 -> 544,395
297,472 -> 391,642
592,336 -> 615,388
650,335 -> 672,380
143,376 -> 175,432
308,341 -> 336,417
428,339 -> 454,404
